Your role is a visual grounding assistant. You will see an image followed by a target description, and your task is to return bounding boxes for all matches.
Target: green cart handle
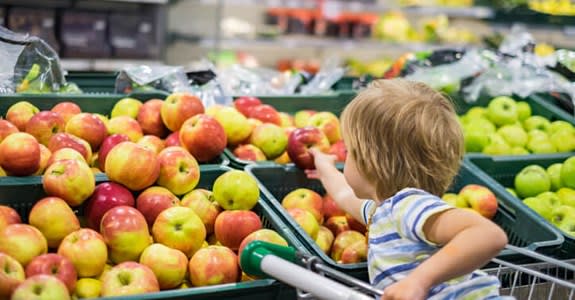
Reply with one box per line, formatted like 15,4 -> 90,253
240,241 -> 298,278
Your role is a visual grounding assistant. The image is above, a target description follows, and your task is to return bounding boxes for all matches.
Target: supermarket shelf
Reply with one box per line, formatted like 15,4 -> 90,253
102,0 -> 168,4
61,59 -> 164,71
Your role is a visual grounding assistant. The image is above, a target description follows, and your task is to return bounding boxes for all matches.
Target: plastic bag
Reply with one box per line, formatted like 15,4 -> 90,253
186,59 -> 233,108
115,65 -> 190,94
0,26 -> 74,94
299,56 -> 345,95
217,64 -> 303,96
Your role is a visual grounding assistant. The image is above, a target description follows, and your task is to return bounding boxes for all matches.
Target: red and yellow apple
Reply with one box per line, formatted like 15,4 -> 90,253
188,246 -> 240,287
11,274 -> 71,300
51,102 -> 81,124
331,230 -> 366,262
48,132 -> 92,163
234,96 -> 262,117
65,113 -> 108,150
459,184 -> 498,219
287,208 -> 320,240
287,127 -> 330,170
139,243 -> 188,290
248,104 -> 282,126
42,159 -> 95,207
315,226 -> 335,254
137,135 -> 165,155
157,146 -> 200,195
100,262 -> 159,297
282,188 -> 323,222
340,240 -> 367,264
111,98 -> 143,119
0,132 -> 40,176
0,120 -> 19,143
161,93 -> 205,132
137,99 -> 169,138
136,186 -> 180,227
324,216 -> 351,236
307,112 -> 341,144
214,107 -> 252,146
152,206 -> 206,258
6,101 -> 39,131
328,140 -> 347,162
25,111 -> 65,145
179,114 -> 227,162
105,141 -> 160,191
0,205 -> 21,232
233,144 -> 266,161
165,131 -> 181,147
25,254 -> 77,293
214,210 -> 262,251
250,123 -> 288,159
294,110 -> 316,128
85,182 -> 135,230
47,148 -> 86,166
33,144 -> 51,175
212,170 -> 260,211
100,206 -> 151,264
181,189 -> 221,235
0,252 -> 25,299
279,112 -> 295,128
237,228 -> 288,257
107,116 -> 143,142
29,197 -> 80,248
58,229 -> 108,278
0,224 -> 48,266
97,134 -> 130,171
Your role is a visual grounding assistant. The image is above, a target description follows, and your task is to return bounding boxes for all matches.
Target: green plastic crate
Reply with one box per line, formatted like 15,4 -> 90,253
0,165 -> 302,300
466,153 -> 575,258
66,72 -> 118,94
246,161 -> 565,280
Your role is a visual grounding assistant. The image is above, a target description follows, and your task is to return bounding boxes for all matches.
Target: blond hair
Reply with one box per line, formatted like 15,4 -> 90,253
341,79 -> 464,201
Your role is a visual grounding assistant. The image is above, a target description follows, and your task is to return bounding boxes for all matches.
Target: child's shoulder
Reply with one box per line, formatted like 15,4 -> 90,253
387,188 -> 441,210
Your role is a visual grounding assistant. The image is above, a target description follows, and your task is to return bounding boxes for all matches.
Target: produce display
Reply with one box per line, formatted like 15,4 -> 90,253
507,156 -> 575,237
460,96 -> 575,155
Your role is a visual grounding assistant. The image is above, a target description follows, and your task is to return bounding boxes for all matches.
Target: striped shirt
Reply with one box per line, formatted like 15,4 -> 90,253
361,188 -> 502,299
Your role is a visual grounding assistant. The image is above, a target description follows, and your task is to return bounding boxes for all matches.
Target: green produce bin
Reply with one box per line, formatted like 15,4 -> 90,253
0,165 -> 302,300
66,72 -> 118,94
465,153 -> 575,259
246,161 -> 565,280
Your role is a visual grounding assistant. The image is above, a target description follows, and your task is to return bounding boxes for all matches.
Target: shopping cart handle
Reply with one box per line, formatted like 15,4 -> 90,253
240,241 -> 298,278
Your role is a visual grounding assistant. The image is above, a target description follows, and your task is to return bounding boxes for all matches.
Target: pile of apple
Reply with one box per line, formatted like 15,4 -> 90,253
441,184 -> 499,219
278,188 -> 367,264
230,96 -> 347,167
460,96 -> 575,155
507,156 -> 575,237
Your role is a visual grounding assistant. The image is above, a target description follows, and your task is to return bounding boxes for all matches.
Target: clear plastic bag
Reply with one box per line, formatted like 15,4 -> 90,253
114,65 -> 190,94
299,56 -> 345,95
0,26 -> 74,94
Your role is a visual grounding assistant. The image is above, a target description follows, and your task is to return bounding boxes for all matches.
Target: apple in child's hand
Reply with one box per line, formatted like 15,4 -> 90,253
248,104 -> 282,126
325,215 -> 350,236
287,127 -> 330,170
98,133 -> 131,171
152,206 -> 206,258
307,112 -> 341,144
294,110 -> 317,128
74,278 -> 102,299
85,182 -> 135,230
25,111 -> 65,146
234,96 -> 262,117
315,226 -> 335,254
137,99 -> 169,138
233,144 -> 267,161
157,146 -> 200,196
238,228 -> 288,258
105,141 -> 160,191
0,132 -> 40,176
165,130 -> 181,147
65,113 -> 108,150
6,101 -> 39,131
136,186 -> 180,227
58,229 -> 108,278
212,170 -> 260,210
188,246 -> 240,287
282,188 -> 323,222
0,224 -> 47,266
108,116 -> 144,142
101,262 -> 159,297
0,120 -> 19,143
181,189 -> 221,235
515,165 -> 551,198
43,159 -> 95,207
29,197 -> 80,248
0,205 -> 21,232
51,102 -> 81,124
340,240 -> 367,264
11,274 -> 71,300
0,252 -> 25,299
288,208 -> 320,240
331,230 -> 366,262
101,206 -> 151,264
137,135 -> 165,155
25,254 -> 77,293
458,184 -> 498,219
179,114 -> 227,162
111,98 -> 143,119
215,210 -> 262,251
139,243 -> 188,290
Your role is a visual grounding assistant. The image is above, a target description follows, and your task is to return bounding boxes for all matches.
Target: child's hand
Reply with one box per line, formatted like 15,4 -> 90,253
305,148 -> 337,180
381,276 -> 429,300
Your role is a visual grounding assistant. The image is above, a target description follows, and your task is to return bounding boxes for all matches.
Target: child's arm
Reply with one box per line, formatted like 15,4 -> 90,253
306,149 -> 367,224
382,209 -> 508,300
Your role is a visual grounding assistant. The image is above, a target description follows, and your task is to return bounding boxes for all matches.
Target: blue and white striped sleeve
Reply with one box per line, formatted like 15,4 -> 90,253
360,199 -> 377,225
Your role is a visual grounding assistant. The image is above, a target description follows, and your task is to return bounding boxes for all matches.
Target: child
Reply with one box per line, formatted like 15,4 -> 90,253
306,79 -> 508,300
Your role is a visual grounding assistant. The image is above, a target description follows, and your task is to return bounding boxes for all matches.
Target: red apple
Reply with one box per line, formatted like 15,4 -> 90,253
43,159 -> 95,207
324,215 -> 351,236
46,148 -> 86,166
85,182 -> 135,230
101,206 -> 151,264
29,197 -> 80,248
459,184 -> 498,219
331,230 -> 366,262
152,206 -> 206,258
25,254 -> 77,293
237,229 -> 288,258
34,144 -> 52,175
188,246 -> 240,287
137,99 -> 169,138
6,101 -> 39,131
181,189 -> 221,235
98,134 -> 131,171
105,141 -> 160,191
58,229 -> 108,278
323,194 -> 345,219
248,104 -> 282,125
234,96 -> 262,117
161,93 -> 205,132
0,252 -> 25,299
101,262 -> 159,297
137,135 -> 165,155
165,130 -> 181,147
11,274 -> 71,300
139,243 -> 188,290
328,140 -> 347,162
157,146 -> 200,195
233,144 -> 266,161
288,208 -> 320,240
107,116 -> 143,142
282,188 -> 323,223
0,205 -> 21,232
51,102 -> 81,124
0,132 -> 40,176
136,186 -> 180,227
340,240 -> 367,264
0,224 -> 48,266
65,113 -> 108,150
179,114 -> 227,162
0,120 -> 19,143
48,132 -> 92,163
346,214 -> 367,234
25,111 -> 65,145
287,127 -> 330,170
214,210 -> 262,251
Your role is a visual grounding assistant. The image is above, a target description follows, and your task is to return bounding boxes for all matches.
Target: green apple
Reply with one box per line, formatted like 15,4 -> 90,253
527,129 -> 549,143
557,187 -> 575,207
547,163 -> 563,191
441,193 -> 467,207
506,187 -> 518,197
523,197 -> 553,221
514,165 -> 551,198
482,133 -> 512,155
557,218 -> 575,237
527,138 -> 557,154
463,117 -> 496,133
215,107 -> 253,145
497,125 -> 527,147
560,157 -> 575,189
464,127 -> 490,152
523,116 -> 551,132
249,124 -> 288,159
486,96 -> 519,127
212,170 -> 260,210
111,98 -> 143,119
536,191 -> 561,207
511,147 -> 529,155
516,101 -> 532,121
466,107 -> 487,119
549,120 -> 574,135
550,128 -> 575,152
550,205 -> 575,226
